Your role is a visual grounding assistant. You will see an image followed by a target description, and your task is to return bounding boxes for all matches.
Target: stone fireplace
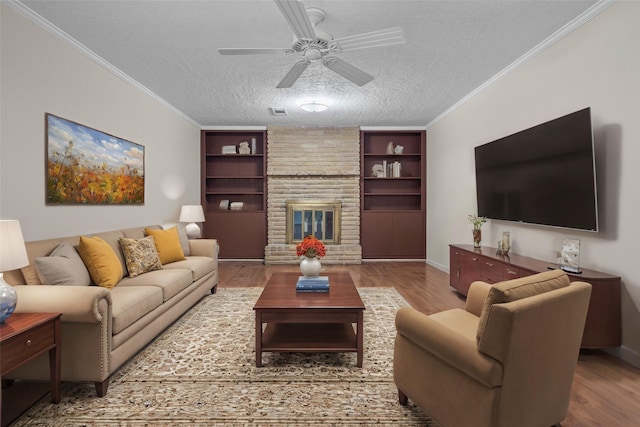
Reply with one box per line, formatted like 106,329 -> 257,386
264,126 -> 362,264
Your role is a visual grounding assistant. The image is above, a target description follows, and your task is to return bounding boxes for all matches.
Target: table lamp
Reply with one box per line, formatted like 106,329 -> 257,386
0,220 -> 29,323
179,205 -> 205,239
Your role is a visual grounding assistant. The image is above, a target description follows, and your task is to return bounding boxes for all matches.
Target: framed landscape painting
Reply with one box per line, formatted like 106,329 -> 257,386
46,113 -> 145,204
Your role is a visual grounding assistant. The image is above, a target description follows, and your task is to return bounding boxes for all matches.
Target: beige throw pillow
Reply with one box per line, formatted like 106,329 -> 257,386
35,241 -> 91,286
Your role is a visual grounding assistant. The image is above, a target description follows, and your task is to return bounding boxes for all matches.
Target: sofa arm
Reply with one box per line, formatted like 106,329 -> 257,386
14,285 -> 111,323
189,238 -> 218,258
465,281 -> 492,317
395,307 -> 502,387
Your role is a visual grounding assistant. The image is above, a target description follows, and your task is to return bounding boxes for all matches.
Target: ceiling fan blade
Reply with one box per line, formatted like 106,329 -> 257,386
323,57 -> 373,86
333,27 -> 405,52
218,48 -> 293,55
276,60 -> 310,88
274,0 -> 316,40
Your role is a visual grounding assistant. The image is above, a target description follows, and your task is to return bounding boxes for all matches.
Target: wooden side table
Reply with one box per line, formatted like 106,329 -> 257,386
1,313 -> 62,403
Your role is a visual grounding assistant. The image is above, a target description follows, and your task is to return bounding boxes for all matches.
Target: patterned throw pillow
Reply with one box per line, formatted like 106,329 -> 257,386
119,236 -> 163,278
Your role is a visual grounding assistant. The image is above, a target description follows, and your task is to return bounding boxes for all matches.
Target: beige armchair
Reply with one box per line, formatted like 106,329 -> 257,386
393,270 -> 591,427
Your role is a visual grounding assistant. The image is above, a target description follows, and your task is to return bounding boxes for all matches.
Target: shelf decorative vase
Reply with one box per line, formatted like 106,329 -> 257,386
300,257 -> 322,278
473,229 -> 482,249
499,231 -> 511,255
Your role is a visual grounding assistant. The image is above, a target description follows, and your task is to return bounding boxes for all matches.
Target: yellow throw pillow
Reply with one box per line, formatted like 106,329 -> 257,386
144,227 -> 186,265
78,236 -> 124,289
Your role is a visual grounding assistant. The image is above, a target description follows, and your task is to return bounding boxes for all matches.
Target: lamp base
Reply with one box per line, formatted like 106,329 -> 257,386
185,222 -> 201,239
0,273 -> 17,323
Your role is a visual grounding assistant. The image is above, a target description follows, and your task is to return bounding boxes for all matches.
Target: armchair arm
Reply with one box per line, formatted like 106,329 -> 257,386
465,281 -> 492,317
395,307 -> 502,387
188,239 -> 218,258
14,285 -> 111,323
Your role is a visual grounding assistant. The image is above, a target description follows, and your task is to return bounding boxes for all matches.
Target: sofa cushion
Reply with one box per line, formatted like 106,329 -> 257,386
117,268 -> 193,301
119,236 -> 163,278
162,256 -> 215,282
110,285 -> 163,335
476,269 -> 571,344
34,241 -> 91,286
92,230 -> 128,277
144,227 -> 185,265
78,236 -> 124,289
177,226 -> 191,256
21,265 -> 43,285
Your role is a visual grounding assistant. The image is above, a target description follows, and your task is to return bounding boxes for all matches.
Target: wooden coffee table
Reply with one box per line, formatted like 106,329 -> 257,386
253,272 -> 365,368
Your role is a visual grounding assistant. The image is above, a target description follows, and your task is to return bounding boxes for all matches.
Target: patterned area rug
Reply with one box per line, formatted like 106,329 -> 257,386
15,288 -> 436,426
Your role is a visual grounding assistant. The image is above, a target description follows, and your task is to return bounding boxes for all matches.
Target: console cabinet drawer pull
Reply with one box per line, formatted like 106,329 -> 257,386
26,339 -> 32,346
506,269 -> 518,275
486,262 -> 494,267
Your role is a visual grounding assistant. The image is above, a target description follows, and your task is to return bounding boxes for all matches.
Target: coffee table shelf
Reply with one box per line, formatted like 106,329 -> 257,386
262,323 -> 357,352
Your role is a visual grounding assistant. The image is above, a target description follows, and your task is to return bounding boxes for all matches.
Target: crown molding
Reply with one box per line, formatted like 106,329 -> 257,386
360,126 -> 426,131
201,126 -> 268,131
425,0 -> 616,129
5,0 -> 201,128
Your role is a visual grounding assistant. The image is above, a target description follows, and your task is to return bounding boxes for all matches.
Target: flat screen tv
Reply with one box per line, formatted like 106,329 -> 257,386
474,107 -> 598,232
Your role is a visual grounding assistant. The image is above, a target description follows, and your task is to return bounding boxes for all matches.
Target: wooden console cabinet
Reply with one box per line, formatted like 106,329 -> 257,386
449,244 -> 621,349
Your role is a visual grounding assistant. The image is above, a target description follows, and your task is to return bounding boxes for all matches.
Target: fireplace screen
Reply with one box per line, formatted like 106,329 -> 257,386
286,201 -> 341,244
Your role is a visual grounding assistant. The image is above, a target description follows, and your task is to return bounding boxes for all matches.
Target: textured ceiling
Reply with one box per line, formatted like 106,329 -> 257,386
19,0 -> 598,127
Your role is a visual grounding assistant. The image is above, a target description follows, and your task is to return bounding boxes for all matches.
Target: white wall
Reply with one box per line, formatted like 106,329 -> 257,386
427,2 -> 640,367
0,4 -> 201,241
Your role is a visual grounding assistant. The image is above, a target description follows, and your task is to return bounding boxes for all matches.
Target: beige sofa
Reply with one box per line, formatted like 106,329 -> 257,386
3,225 -> 218,397
394,270 -> 591,427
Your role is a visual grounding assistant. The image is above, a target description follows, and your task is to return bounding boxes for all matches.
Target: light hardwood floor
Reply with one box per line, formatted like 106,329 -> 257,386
219,261 -> 640,426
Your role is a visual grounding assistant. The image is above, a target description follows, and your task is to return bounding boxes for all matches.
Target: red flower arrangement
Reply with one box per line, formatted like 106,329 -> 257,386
296,235 -> 326,258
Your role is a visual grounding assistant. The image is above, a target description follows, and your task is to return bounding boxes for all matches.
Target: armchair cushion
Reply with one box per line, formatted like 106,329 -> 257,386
395,307 -> 503,388
476,269 -> 570,344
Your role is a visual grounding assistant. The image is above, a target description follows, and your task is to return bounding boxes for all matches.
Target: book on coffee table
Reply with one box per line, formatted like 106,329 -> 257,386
296,276 -> 330,292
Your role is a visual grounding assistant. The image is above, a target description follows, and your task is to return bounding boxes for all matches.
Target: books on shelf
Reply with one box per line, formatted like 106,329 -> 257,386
381,160 -> 402,177
296,276 -> 330,292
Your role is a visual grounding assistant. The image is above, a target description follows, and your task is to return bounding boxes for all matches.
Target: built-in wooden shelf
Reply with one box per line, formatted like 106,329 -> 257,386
201,130 -> 267,259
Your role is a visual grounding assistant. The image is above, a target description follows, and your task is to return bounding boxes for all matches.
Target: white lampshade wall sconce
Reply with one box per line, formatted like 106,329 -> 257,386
0,220 -> 29,323
179,205 -> 205,239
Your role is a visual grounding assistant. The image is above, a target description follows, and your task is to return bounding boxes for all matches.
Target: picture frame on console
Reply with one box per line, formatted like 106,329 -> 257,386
45,113 -> 145,205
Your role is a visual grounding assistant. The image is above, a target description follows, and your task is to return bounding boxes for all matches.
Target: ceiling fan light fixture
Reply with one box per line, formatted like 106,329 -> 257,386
300,102 -> 328,113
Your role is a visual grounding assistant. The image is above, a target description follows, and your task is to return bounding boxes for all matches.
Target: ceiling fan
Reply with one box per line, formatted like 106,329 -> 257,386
218,0 -> 405,88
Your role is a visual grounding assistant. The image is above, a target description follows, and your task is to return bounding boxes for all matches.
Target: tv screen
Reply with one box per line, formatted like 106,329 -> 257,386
474,107 -> 598,231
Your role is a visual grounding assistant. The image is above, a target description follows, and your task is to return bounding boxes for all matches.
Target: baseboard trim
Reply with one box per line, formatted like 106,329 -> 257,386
426,258 -> 449,273
607,345 -> 640,369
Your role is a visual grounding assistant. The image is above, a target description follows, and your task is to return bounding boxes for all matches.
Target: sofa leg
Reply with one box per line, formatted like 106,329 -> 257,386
210,284 -> 217,294
398,389 -> 408,405
95,379 -> 109,397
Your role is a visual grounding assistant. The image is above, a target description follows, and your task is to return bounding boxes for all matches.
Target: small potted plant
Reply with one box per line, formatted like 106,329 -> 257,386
468,215 -> 487,249
296,235 -> 326,278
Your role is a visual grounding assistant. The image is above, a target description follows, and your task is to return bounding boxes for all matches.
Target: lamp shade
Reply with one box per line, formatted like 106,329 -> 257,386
179,205 -> 205,223
0,220 -> 29,271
